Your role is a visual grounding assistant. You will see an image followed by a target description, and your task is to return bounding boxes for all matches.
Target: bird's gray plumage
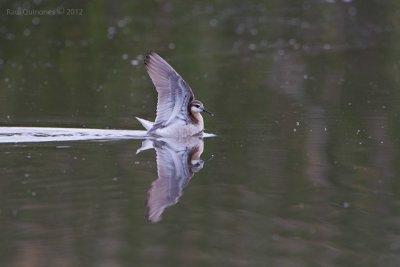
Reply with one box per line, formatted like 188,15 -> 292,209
144,52 -> 194,131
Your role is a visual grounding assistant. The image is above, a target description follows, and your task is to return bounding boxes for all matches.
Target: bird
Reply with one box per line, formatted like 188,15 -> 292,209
136,52 -> 213,138
136,136 -> 205,223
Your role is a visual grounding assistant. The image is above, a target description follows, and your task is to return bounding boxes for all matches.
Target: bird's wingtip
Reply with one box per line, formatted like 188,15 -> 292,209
144,53 -> 151,66
144,51 -> 158,65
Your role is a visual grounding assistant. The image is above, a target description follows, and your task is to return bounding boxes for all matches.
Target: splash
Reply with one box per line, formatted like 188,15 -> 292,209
0,127 -> 216,144
0,127 -> 148,143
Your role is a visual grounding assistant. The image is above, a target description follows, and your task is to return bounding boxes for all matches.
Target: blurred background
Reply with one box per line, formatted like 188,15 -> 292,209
1,0 -> 400,266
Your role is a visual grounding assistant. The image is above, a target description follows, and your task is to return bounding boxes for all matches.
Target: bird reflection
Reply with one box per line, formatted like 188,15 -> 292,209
137,136 -> 207,223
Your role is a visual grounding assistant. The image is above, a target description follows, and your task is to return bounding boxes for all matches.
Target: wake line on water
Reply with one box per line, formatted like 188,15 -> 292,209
0,127 -> 216,144
0,127 -> 148,143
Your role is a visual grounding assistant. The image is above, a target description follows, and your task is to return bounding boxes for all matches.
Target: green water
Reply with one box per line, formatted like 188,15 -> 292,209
1,1 -> 400,266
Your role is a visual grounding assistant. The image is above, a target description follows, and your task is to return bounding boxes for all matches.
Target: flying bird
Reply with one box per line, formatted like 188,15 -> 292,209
136,52 -> 213,137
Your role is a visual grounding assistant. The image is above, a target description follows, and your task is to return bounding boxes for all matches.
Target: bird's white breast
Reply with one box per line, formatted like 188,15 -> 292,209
152,119 -> 203,138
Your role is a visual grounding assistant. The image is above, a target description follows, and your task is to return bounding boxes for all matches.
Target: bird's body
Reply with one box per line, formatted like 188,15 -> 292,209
136,52 -> 212,138
136,114 -> 203,138
152,117 -> 203,137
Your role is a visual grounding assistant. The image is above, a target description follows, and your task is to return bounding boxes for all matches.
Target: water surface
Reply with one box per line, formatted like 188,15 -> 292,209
1,1 -> 400,266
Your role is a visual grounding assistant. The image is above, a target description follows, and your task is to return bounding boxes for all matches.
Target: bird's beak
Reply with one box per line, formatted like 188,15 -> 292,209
202,108 -> 214,116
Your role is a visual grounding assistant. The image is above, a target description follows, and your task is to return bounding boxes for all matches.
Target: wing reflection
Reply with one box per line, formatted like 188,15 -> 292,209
137,137 -> 206,223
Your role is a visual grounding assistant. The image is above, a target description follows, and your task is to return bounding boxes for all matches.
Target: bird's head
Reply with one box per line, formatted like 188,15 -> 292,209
190,100 -> 213,116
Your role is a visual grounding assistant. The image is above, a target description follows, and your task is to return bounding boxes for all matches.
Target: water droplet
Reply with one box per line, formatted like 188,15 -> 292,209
260,40 -> 268,47
168,43 -> 176,49
6,33 -> 15,40
348,6 -> 357,16
32,17 -> 40,26
272,234 -> 280,241
248,43 -> 256,50
107,26 -> 116,35
23,28 -> 31,36
209,18 -> 218,27
117,19 -> 126,28
250,28 -> 258,35
107,26 -> 116,39
235,24 -> 245,34
323,43 -> 331,50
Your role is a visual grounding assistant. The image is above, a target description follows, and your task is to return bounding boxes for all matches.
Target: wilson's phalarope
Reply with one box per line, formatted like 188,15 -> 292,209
136,52 -> 213,138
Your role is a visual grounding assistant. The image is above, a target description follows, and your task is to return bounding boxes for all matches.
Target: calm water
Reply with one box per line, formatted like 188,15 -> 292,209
1,1 -> 400,266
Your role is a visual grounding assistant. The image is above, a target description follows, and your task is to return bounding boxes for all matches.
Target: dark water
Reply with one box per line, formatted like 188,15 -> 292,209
1,0 -> 400,266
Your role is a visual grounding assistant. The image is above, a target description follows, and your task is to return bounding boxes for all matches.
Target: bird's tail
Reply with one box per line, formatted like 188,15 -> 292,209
136,117 -> 154,131
136,139 -> 154,154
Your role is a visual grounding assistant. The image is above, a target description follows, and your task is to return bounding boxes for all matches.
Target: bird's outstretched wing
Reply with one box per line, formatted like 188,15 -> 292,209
147,143 -> 192,223
144,52 -> 194,128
